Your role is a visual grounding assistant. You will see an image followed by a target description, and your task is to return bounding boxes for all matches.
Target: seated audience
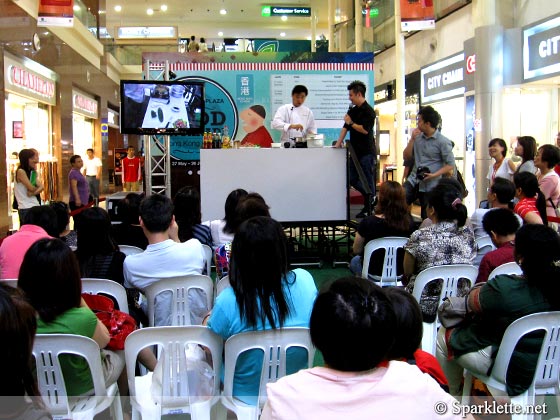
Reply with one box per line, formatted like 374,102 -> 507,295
49,200 -> 77,250
261,277 -> 466,420
436,224 -> 560,396
18,238 -> 125,396
487,138 -> 515,185
0,283 -> 51,420
214,192 -> 270,279
0,206 -> 57,279
75,207 -> 126,286
173,186 -> 212,247
202,188 -> 248,248
112,192 -> 148,250
475,208 -> 520,284
514,135 -> 538,175
403,180 -> 476,321
123,193 -> 206,326
513,171 -> 547,225
470,178 -> 519,239
349,181 -> 414,276
535,144 -> 560,221
384,287 -> 449,391
207,216 -> 317,405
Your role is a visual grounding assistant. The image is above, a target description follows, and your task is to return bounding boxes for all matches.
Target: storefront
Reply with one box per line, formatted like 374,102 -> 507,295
72,87 -> 99,158
4,51 -> 58,213
513,13 -> 560,146
374,71 -> 420,182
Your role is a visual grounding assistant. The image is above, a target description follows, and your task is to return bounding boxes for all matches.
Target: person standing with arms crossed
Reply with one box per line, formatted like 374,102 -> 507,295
83,148 -> 101,205
272,85 -> 317,147
68,155 -> 90,227
121,146 -> 142,192
335,80 -> 377,218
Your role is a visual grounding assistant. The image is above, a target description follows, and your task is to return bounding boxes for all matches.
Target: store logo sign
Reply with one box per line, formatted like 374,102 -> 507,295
73,92 -> 98,118
524,15 -> 560,81
421,53 -> 465,104
8,65 -> 55,100
466,54 -> 476,74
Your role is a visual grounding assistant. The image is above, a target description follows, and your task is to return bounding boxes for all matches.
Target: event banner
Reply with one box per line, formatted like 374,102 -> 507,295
400,0 -> 435,32
37,0 -> 74,27
142,51 -> 374,193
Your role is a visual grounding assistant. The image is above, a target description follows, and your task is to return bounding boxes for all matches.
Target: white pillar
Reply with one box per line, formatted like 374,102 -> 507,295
394,0 -> 406,183
355,0 -> 363,52
311,10 -> 317,52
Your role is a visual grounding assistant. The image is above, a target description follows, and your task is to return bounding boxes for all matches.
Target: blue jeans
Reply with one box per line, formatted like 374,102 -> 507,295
349,154 -> 375,200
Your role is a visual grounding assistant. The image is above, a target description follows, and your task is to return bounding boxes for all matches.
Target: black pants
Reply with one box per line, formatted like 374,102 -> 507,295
404,181 -> 428,220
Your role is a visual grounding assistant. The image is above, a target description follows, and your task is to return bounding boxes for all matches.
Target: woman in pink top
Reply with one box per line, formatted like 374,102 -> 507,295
261,277 -> 468,420
513,172 -> 547,225
535,144 -> 560,219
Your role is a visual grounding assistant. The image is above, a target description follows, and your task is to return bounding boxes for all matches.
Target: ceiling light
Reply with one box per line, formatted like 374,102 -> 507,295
147,8 -> 154,15
220,9 -> 227,15
281,15 -> 287,21
114,5 -> 122,12
280,32 -> 286,37
218,31 -> 224,37
73,5 -> 80,11
161,4 -> 168,12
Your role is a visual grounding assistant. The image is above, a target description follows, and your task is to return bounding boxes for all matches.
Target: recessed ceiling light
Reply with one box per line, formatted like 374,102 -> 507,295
281,15 -> 288,21
147,8 -> 154,15
280,32 -> 286,37
73,5 -> 80,11
218,31 -> 224,37
114,5 -> 122,12
161,4 -> 168,12
306,36 -> 311,40
220,9 -> 227,15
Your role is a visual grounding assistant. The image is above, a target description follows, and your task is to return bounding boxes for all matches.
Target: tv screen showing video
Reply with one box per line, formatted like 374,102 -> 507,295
120,80 -> 205,135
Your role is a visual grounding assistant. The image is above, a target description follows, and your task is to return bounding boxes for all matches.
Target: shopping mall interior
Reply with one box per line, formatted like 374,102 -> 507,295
1,0 -> 560,233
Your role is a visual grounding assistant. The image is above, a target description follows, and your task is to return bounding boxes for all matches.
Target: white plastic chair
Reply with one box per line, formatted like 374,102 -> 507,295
412,264 -> 478,356
1,278 -> 18,288
462,312 -> 560,420
221,327 -> 315,420
488,261 -> 523,280
81,278 -> 129,314
361,237 -> 408,287
202,244 -> 213,276
145,275 -> 214,326
215,275 -> 231,300
125,326 -> 223,420
474,235 -> 496,266
119,245 -> 144,256
33,334 -> 123,420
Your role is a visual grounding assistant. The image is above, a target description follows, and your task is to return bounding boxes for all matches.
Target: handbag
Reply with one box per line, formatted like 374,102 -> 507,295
82,293 -> 137,350
438,283 -> 483,329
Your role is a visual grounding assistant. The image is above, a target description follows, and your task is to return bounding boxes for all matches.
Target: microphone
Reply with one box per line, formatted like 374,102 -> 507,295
348,104 -> 353,113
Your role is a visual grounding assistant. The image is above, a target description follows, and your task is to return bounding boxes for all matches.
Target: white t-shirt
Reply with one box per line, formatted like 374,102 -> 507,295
271,104 -> 317,144
201,219 -> 234,248
84,157 -> 102,176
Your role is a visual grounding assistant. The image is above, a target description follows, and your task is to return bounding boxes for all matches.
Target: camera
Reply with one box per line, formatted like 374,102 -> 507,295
416,166 -> 431,181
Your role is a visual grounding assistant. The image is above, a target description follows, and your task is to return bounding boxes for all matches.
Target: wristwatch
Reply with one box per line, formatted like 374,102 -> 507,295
349,121 -> 354,127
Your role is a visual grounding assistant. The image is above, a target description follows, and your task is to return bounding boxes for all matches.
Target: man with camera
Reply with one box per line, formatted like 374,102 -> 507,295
403,106 -> 455,219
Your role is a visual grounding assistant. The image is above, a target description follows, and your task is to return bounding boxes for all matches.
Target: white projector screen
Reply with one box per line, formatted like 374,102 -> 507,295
200,148 -> 348,223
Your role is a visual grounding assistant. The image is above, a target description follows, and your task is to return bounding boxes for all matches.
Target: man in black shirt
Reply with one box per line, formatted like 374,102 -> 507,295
335,80 -> 377,218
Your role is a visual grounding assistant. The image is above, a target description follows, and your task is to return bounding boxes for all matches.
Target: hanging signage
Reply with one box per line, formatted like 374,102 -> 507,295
421,52 -> 465,104
400,0 -> 435,32
4,52 -> 57,105
37,0 -> 73,27
261,6 -> 311,17
72,88 -> 98,119
523,14 -> 560,81
117,26 -> 177,39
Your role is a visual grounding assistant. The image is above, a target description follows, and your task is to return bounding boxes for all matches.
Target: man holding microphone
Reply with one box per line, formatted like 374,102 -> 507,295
335,80 -> 377,218
272,85 -> 317,147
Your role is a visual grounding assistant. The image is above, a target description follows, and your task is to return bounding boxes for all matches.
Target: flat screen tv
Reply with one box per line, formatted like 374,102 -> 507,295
120,80 -> 204,135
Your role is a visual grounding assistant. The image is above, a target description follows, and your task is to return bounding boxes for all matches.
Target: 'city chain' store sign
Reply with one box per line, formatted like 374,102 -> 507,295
421,52 -> 465,104
523,13 -> 560,82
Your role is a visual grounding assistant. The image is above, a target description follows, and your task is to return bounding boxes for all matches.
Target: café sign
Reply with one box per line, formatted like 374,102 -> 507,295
523,14 -> 560,81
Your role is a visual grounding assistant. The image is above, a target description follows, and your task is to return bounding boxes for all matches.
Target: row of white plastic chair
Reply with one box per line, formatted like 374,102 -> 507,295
32,326 -> 314,420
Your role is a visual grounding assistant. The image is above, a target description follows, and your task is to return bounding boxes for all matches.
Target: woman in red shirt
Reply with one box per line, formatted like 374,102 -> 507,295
513,171 -> 547,225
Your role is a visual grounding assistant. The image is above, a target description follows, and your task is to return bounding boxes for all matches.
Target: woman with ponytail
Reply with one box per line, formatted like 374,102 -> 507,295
437,224 -> 560,396
403,178 -> 476,320
513,171 -> 547,225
